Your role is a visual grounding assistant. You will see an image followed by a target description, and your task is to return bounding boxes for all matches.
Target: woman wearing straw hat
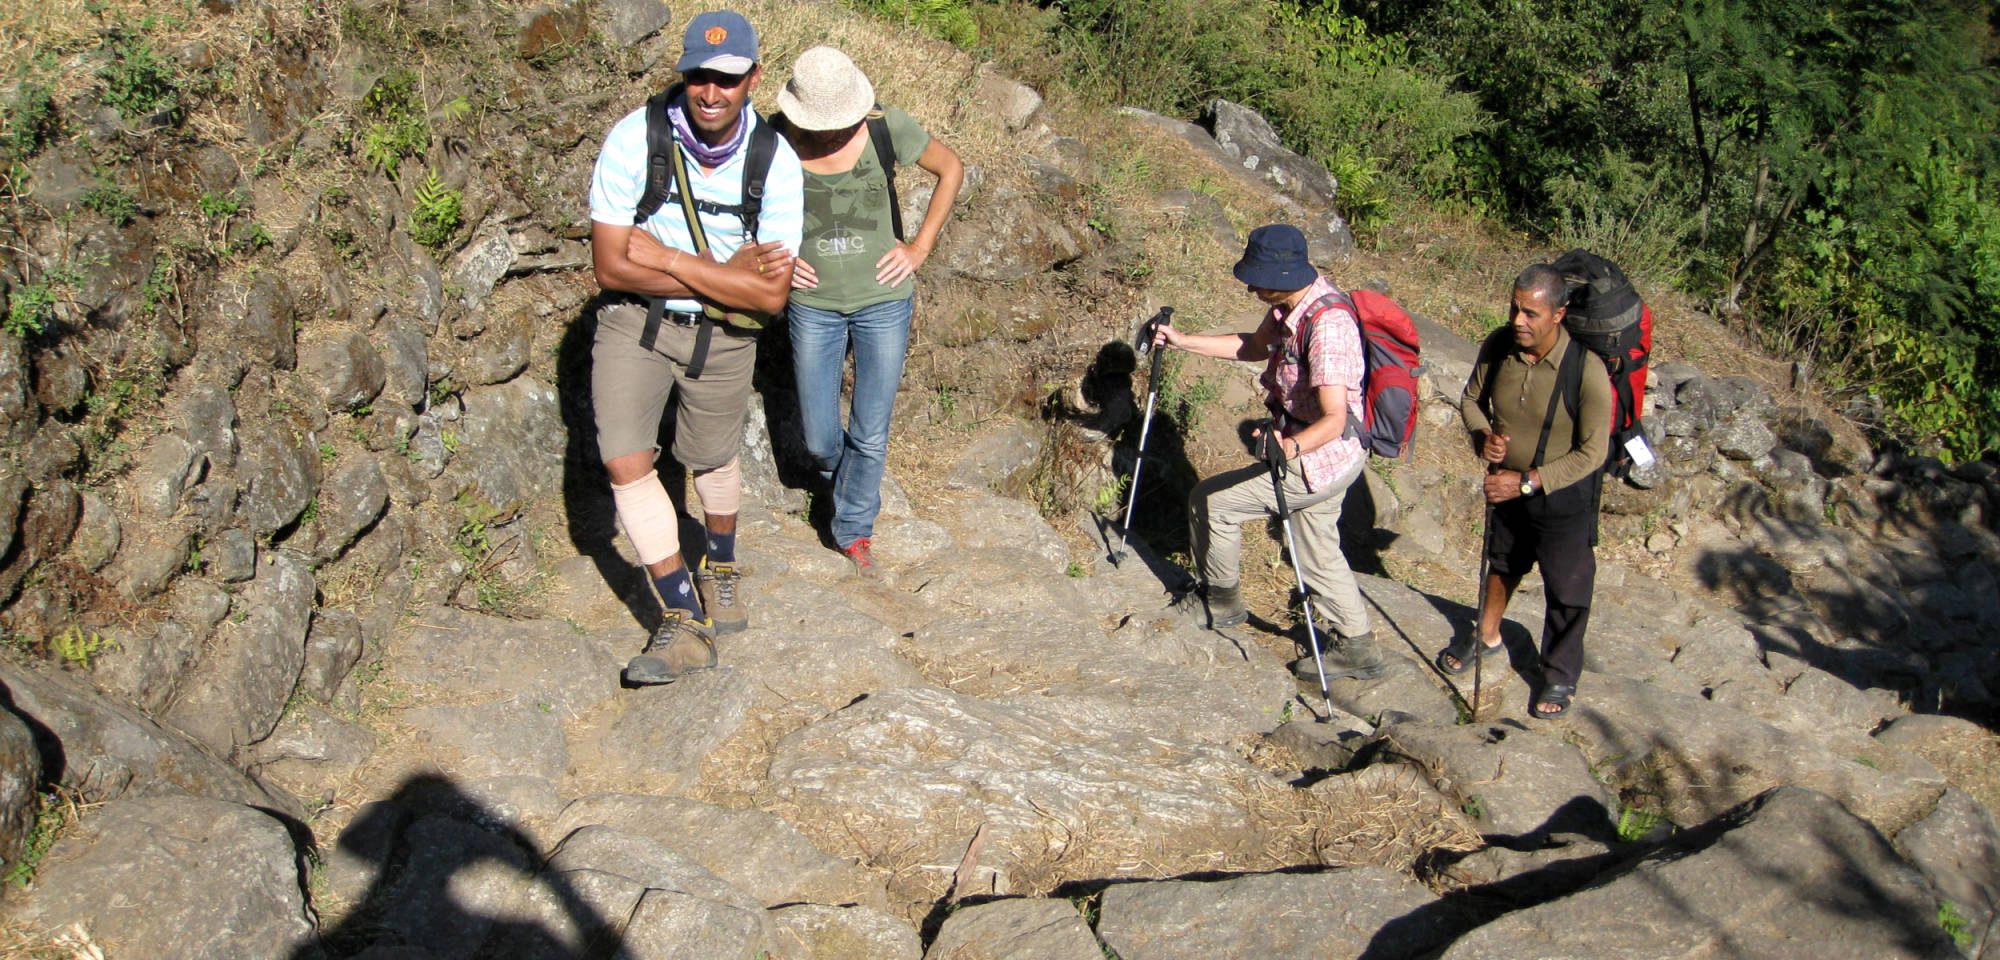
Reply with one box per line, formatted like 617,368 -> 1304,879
776,45 -> 964,577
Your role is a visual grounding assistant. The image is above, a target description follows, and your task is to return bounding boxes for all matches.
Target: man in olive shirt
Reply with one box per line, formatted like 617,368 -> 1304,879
1439,263 -> 1611,718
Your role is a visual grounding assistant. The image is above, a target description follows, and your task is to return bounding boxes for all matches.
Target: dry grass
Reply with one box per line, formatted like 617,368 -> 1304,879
0,921 -> 106,960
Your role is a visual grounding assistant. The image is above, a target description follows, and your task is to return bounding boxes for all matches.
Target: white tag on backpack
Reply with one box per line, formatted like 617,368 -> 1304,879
1625,433 -> 1656,469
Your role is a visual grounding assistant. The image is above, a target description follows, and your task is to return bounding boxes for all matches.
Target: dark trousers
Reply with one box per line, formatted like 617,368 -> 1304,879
1487,473 -> 1599,688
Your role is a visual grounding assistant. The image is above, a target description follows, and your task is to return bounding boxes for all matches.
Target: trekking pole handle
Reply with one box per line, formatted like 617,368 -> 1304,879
1142,305 -> 1173,371
1259,419 -> 1286,470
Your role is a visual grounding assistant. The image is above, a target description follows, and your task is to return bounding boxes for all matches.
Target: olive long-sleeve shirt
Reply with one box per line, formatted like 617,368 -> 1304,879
1460,327 -> 1612,495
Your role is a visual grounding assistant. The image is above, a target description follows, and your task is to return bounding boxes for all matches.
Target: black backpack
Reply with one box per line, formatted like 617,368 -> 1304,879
1550,249 -> 1653,476
634,83 -> 778,241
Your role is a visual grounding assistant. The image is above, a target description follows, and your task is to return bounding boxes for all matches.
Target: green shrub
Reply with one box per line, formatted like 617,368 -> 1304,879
853,0 -> 979,46
98,32 -> 178,120
198,191 -> 240,220
361,70 -> 430,178
4,281 -> 58,339
410,169 -> 463,248
1,83 -> 57,164
81,182 -> 139,226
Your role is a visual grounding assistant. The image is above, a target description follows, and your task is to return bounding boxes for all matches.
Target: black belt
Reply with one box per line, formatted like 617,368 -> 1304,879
639,297 -> 718,379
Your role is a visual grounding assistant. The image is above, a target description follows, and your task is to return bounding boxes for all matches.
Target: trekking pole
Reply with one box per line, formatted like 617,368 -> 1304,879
1470,484 -> 1495,722
1266,426 -> 1334,721
1114,306 -> 1174,564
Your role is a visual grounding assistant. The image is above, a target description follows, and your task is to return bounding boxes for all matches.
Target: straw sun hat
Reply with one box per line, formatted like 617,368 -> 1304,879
777,46 -> 875,131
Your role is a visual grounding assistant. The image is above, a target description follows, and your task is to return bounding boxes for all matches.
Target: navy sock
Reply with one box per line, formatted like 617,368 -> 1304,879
705,526 -> 736,564
652,567 -> 703,619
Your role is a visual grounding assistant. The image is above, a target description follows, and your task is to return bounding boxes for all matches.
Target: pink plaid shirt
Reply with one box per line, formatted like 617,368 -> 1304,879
1258,277 -> 1365,492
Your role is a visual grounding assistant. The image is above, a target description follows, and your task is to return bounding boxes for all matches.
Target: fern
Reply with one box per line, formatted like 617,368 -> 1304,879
411,169 -> 463,248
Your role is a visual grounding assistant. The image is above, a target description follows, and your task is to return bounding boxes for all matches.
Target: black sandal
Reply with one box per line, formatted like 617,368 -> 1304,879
1532,683 -> 1575,719
1434,634 -> 1504,676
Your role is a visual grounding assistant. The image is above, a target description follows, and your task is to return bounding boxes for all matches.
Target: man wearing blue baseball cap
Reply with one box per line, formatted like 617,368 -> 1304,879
1151,224 -> 1386,683
587,10 -> 805,685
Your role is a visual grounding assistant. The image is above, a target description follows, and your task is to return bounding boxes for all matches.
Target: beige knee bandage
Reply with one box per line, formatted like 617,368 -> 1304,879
691,456 -> 741,516
610,470 -> 681,566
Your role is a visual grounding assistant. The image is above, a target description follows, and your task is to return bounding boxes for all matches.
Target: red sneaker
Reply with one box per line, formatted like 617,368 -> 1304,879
842,538 -> 880,579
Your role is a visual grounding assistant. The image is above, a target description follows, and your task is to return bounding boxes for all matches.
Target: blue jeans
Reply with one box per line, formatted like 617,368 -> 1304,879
789,297 -> 913,548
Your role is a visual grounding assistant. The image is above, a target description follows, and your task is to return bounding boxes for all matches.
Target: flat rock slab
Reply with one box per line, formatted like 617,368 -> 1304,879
1893,788 -> 2000,944
581,668 -> 754,795
924,897 -> 1103,960
392,605 -> 624,715
767,685 -> 1257,872
1366,722 -> 1617,842
1096,866 -> 1440,959
770,903 -> 922,960
554,794 -> 885,909
730,576 -> 927,708
7,797 -> 312,960
401,701 -> 568,783
1441,787 -> 1964,960
1569,673 -> 1940,832
902,615 -> 1292,745
548,825 -> 761,910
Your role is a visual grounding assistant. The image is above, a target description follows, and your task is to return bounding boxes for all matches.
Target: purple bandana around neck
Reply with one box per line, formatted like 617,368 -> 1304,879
668,90 -> 749,168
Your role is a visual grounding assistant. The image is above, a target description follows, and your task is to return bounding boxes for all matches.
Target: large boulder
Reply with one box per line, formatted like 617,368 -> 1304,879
1097,867 -> 1441,959
455,376 -> 564,505
1440,787 -> 1964,960
163,550 -> 316,753
766,685 -> 1259,879
0,664 -> 297,815
553,794 -> 887,909
923,898 -> 1102,960
5,797 -> 313,960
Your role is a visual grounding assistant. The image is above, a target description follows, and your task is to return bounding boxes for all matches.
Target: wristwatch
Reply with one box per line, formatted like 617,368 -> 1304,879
1518,473 -> 1536,497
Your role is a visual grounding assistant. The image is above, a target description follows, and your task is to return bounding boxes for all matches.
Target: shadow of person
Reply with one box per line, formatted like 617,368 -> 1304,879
557,295 -> 664,631
297,774 -> 632,960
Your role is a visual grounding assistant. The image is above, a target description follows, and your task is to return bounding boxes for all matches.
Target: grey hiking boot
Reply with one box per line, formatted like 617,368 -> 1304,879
1169,582 -> 1247,630
697,558 -> 746,635
1290,630 -> 1389,682
624,610 -> 718,685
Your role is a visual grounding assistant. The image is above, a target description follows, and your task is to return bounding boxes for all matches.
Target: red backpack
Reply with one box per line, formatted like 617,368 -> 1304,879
1297,289 -> 1423,459
1550,249 -> 1652,475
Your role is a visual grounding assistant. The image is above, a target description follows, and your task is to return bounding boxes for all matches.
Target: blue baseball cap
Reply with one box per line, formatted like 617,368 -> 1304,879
675,11 -> 758,74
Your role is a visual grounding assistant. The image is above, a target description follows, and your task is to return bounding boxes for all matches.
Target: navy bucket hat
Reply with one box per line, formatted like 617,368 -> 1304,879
1232,224 -> 1316,291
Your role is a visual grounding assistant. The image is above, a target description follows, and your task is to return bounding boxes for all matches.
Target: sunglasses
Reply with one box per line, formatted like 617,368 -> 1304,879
684,69 -> 752,89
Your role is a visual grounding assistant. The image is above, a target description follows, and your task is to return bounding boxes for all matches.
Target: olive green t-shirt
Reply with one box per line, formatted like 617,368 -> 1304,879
784,106 -> 931,313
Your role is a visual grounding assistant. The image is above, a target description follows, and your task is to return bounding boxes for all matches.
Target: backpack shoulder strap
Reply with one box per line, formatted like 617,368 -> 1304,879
635,86 -> 682,226
867,108 -> 903,242
738,116 -> 777,241
1532,338 -> 1584,469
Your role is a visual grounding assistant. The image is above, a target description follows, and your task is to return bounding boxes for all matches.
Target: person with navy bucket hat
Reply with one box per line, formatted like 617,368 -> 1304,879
1151,224 -> 1386,683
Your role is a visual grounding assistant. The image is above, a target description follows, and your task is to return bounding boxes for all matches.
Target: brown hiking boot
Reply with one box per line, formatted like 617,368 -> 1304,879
1291,630 -> 1389,682
696,558 -> 747,635
624,610 -> 717,685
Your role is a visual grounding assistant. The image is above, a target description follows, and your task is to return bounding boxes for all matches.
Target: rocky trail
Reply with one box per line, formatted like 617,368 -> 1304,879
1,0 -> 1998,956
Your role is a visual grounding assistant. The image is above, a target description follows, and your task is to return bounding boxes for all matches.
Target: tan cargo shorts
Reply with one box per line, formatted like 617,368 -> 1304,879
590,299 -> 758,471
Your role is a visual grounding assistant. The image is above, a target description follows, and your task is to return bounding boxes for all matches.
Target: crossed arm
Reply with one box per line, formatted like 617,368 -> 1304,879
591,221 -> 795,316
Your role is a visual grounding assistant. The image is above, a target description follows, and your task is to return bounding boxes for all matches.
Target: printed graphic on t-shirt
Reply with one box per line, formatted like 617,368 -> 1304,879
804,176 -> 886,265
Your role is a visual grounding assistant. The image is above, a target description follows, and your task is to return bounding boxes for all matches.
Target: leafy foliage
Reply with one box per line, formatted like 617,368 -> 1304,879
81,182 -> 139,225
97,31 -> 178,120
410,169 -> 463,248
852,0 -> 979,46
361,70 -> 431,178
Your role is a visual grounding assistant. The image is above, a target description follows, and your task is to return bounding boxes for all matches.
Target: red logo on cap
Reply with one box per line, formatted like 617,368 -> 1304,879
705,26 -> 727,44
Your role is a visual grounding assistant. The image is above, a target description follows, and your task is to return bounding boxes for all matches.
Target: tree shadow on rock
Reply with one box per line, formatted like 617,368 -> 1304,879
297,773 -> 631,960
